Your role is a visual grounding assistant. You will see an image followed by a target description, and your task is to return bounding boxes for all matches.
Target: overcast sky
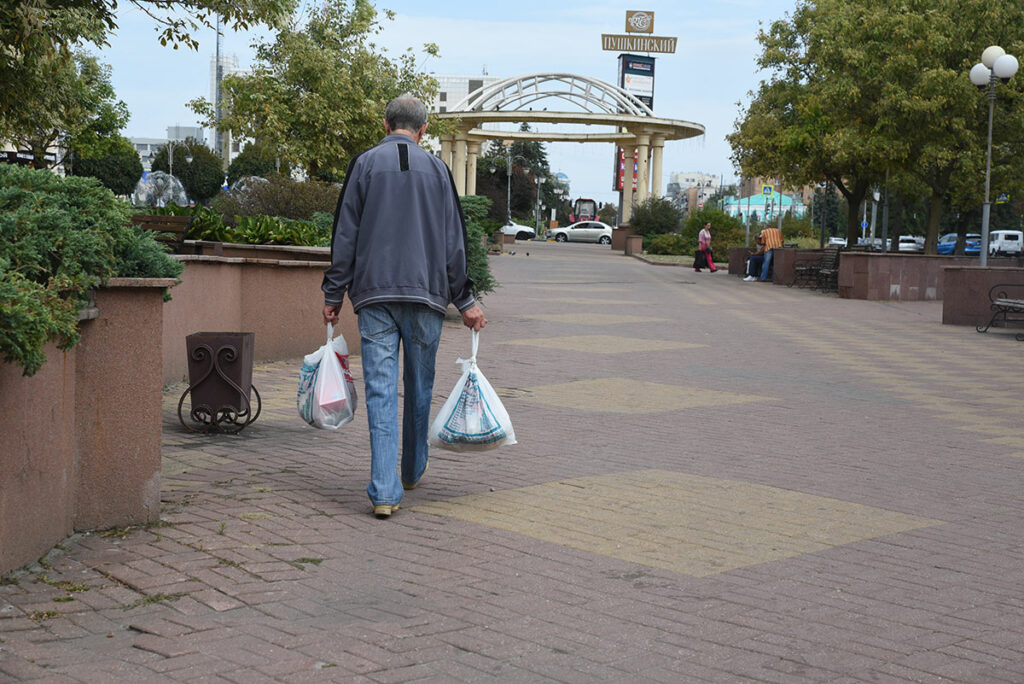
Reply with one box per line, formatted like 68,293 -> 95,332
100,0 -> 798,205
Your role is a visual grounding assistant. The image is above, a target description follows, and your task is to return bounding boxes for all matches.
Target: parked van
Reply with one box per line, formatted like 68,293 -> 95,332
989,230 -> 1023,256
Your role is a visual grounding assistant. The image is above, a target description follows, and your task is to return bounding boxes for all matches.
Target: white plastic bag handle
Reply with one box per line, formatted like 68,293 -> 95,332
457,329 -> 479,371
326,322 -> 335,344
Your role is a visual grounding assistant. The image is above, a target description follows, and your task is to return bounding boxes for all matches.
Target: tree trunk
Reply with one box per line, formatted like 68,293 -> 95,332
836,180 -> 869,245
924,191 -> 944,254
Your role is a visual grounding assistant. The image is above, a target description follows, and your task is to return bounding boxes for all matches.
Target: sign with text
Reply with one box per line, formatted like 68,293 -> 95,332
619,54 -> 655,109
625,11 -> 654,33
602,34 -> 677,53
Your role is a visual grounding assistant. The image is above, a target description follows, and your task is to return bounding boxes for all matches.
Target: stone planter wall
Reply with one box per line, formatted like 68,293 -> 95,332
942,266 -> 1024,327
162,256 -> 359,385
186,241 -> 330,261
838,253 -> 977,300
611,225 -> 636,251
0,279 -> 172,575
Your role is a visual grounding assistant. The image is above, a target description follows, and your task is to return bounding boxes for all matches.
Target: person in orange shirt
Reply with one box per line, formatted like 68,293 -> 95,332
758,226 -> 784,281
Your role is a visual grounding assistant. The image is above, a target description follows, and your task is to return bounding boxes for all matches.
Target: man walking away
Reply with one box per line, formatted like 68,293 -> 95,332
322,94 -> 487,519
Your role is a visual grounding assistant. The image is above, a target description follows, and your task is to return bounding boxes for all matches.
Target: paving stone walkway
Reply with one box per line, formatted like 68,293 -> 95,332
2,241 -> 1023,682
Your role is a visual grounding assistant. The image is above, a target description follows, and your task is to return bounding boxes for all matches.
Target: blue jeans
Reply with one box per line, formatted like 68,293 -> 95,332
747,253 -> 765,277
357,303 -> 444,506
760,248 -> 776,281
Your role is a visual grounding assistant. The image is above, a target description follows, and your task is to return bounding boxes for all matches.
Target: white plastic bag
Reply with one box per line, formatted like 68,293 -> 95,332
429,330 -> 516,452
297,323 -> 358,429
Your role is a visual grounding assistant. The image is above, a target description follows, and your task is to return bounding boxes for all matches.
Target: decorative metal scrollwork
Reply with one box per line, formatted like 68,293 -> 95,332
177,342 -> 262,434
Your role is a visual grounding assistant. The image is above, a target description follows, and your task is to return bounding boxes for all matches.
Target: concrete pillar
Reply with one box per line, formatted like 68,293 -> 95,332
466,141 -> 480,195
636,133 -> 650,204
440,137 -> 453,171
453,134 -> 468,196
651,136 -> 665,198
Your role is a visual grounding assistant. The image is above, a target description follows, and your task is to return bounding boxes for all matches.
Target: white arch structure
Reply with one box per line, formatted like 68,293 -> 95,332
435,73 -> 704,222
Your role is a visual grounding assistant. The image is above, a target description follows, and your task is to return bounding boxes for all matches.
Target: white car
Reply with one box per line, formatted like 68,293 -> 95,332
897,235 -> 924,252
989,230 -> 1023,256
827,237 -> 847,247
547,220 -> 614,244
499,222 -> 536,241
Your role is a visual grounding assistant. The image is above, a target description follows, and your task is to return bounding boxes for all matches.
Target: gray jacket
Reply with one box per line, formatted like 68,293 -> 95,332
322,133 -> 475,315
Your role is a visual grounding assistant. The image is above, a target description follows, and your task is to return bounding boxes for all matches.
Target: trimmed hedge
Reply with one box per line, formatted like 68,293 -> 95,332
0,164 -> 183,376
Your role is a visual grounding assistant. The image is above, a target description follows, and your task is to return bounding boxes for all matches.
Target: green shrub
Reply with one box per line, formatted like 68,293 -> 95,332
210,173 -> 340,224
682,209 -> 748,261
631,196 -> 683,237
460,195 -> 496,300
0,164 -> 183,376
647,233 -> 690,255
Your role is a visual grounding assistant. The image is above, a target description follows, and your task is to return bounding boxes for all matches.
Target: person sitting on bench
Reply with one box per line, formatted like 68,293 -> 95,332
743,232 -> 766,282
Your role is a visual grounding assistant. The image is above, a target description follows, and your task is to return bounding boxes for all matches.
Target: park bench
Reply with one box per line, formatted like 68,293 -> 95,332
976,284 -> 1024,341
130,214 -> 193,253
791,244 -> 841,291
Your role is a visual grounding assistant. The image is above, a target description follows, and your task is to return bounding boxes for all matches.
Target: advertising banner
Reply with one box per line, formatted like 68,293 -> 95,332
618,54 -> 656,109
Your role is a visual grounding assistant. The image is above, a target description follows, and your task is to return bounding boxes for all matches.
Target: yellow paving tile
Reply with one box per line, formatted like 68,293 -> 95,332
522,377 -> 765,413
413,470 -> 943,577
500,334 -> 702,354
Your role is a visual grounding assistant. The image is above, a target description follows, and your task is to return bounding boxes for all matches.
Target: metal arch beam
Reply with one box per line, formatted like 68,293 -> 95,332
437,110 -> 705,143
453,72 -> 655,117
463,128 -> 638,144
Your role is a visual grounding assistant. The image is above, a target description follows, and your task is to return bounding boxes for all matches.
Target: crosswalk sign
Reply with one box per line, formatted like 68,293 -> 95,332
762,185 -> 773,197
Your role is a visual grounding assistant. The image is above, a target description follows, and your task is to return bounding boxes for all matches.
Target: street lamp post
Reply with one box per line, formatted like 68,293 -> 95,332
969,45 -> 1018,267
500,143 -> 529,225
533,174 -> 545,237
167,140 -> 194,180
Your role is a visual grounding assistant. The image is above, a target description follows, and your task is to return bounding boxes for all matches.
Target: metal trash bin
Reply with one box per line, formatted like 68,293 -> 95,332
177,331 -> 261,433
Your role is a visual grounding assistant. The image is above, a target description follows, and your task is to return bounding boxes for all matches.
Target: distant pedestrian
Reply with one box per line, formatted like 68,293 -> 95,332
693,222 -> 718,273
322,94 -> 487,519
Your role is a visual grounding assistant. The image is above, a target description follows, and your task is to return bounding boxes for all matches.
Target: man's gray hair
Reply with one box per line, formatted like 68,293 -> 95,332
386,94 -> 428,133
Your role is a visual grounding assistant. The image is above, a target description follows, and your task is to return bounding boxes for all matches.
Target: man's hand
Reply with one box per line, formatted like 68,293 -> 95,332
323,304 -> 341,325
461,304 -> 487,332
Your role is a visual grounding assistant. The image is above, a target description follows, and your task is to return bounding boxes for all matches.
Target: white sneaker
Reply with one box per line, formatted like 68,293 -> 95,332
743,275 -> 756,282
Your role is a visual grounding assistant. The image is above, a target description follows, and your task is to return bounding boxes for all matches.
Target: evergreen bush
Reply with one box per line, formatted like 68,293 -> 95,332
459,196 -> 497,299
630,196 -> 683,237
0,164 -> 182,376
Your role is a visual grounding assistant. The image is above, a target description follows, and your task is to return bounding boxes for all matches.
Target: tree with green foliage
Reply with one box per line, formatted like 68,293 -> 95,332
190,0 -> 441,181
597,203 -> 618,225
728,2 -> 886,245
1,0 -> 293,146
150,138 -> 225,204
71,134 -> 143,196
729,0 -> 1024,253
4,50 -> 129,171
226,142 -> 282,187
474,129 -> 554,224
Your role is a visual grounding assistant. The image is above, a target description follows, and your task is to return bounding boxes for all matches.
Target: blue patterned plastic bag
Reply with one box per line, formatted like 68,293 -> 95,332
429,331 -> 515,452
